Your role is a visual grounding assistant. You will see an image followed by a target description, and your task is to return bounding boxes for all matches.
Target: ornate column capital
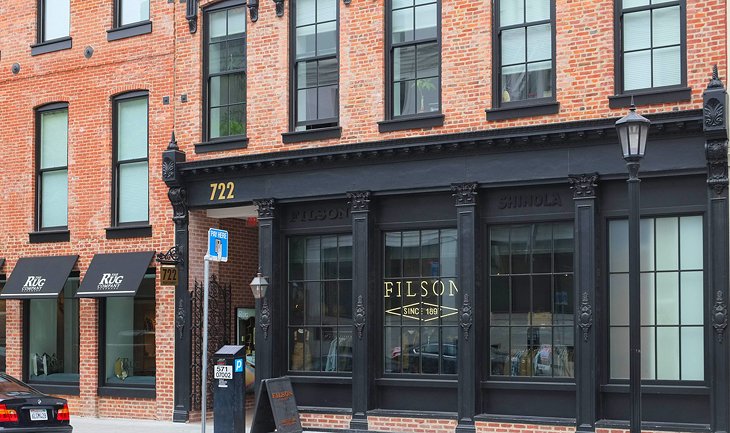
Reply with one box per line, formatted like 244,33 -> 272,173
568,173 -> 599,199
186,0 -> 198,33
347,191 -> 371,212
168,187 -> 189,227
254,198 -> 276,219
707,139 -> 729,196
451,182 -> 478,206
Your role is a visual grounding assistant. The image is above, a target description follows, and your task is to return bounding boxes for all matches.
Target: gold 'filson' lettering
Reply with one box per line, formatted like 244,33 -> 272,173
383,279 -> 458,297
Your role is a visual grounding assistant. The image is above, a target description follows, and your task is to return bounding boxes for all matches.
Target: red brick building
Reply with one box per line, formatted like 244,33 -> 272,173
1,0 -> 729,432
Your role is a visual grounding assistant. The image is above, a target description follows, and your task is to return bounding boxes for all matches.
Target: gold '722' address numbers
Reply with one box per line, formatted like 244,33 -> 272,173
210,182 -> 235,201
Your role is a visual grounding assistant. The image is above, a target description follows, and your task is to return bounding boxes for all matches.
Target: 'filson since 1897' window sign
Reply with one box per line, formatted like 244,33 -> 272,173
383,229 -> 459,375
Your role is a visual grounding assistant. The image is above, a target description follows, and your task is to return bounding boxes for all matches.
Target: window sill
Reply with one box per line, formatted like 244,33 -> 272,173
30,37 -> 72,56
486,101 -> 560,121
107,21 -> 153,41
97,385 -> 156,399
608,87 -> 692,108
282,126 -> 342,144
195,136 -> 249,153
378,113 -> 444,133
29,230 -> 70,243
105,225 -> 152,239
28,383 -> 79,396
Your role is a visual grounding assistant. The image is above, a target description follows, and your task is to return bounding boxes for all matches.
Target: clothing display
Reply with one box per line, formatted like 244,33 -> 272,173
291,329 -> 312,371
325,333 -> 352,372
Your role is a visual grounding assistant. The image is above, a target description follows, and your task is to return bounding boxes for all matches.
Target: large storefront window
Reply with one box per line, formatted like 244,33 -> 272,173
27,278 -> 79,383
103,274 -> 156,386
489,223 -> 574,378
288,235 -> 353,373
609,216 -> 704,381
383,229 -> 457,375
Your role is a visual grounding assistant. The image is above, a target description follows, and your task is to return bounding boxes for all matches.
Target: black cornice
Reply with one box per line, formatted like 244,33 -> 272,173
178,110 -> 703,176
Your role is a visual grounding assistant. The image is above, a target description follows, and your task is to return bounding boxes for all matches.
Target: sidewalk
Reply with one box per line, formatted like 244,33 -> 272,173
70,417 -> 224,433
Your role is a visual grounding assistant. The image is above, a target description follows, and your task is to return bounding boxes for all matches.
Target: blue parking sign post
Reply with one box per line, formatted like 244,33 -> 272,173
234,358 -> 244,373
201,228 -> 230,433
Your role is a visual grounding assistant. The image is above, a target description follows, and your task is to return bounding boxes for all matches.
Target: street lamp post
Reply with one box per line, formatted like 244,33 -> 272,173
250,271 -> 269,300
615,102 -> 651,433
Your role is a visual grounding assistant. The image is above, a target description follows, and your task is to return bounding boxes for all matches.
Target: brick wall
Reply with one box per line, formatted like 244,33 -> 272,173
174,0 -> 725,162
0,0 -> 179,420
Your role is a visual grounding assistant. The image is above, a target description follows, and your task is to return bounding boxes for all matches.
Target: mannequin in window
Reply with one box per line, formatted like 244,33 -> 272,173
402,327 -> 419,373
291,328 -> 312,371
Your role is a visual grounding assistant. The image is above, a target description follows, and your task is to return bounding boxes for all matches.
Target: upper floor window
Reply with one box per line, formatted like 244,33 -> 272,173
608,216 -> 704,381
618,0 -> 684,92
117,0 -> 150,27
495,0 -> 554,106
113,92 -> 149,226
36,104 -> 69,231
39,0 -> 70,42
292,0 -> 339,131
387,0 -> 440,119
203,1 -> 246,143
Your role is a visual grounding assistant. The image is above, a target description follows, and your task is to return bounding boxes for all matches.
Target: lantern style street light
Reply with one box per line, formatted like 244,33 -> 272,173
615,102 -> 650,433
250,271 -> 269,300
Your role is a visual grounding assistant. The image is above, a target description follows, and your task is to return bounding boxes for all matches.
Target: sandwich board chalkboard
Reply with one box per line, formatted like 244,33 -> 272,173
250,377 -> 303,433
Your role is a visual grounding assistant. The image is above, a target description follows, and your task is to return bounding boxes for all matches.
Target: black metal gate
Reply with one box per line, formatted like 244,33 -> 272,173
190,274 -> 232,411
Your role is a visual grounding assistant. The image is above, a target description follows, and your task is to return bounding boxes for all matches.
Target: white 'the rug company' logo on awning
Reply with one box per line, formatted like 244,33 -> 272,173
21,276 -> 46,292
98,273 -> 124,291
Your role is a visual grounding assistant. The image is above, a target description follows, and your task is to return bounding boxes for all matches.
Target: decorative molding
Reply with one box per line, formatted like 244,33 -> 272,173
176,299 -> 185,340
186,0 -> 198,33
273,0 -> 284,16
354,295 -> 366,340
451,182 -> 478,206
578,291 -> 593,342
254,198 -> 276,219
459,294 -> 473,341
168,187 -> 189,227
343,0 -> 351,5
568,173 -> 598,199
347,191 -> 371,212
248,0 -> 259,22
706,139 -> 728,196
713,291 -> 728,343
704,98 -> 725,129
156,246 -> 185,266
162,157 -> 176,182
708,64 -> 723,89
260,297 -> 271,340
168,130 -> 179,150
178,109 -> 704,175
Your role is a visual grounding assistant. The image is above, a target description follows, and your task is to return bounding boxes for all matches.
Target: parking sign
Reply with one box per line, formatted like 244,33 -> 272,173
206,228 -> 229,262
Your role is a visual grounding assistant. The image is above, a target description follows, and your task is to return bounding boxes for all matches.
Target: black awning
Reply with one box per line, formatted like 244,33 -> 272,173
76,251 -> 154,297
1,255 -> 78,299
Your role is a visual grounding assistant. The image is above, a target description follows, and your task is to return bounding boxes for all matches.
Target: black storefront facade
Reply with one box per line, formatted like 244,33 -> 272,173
163,79 -> 730,433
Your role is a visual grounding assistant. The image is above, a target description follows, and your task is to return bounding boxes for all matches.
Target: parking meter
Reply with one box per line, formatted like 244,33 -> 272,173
213,345 -> 247,433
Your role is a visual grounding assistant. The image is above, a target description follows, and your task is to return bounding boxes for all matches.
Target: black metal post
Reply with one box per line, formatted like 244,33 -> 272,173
569,173 -> 598,433
162,133 -> 192,423
627,161 -> 641,433
347,191 -> 372,432
452,182 -> 478,433
703,66 -> 729,433
254,199 -> 278,394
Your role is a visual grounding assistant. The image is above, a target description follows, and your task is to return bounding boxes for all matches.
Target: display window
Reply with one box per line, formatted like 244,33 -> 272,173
488,222 -> 575,378
101,274 -> 156,386
27,278 -> 80,384
288,234 -> 353,373
608,215 -> 704,381
383,229 -> 458,375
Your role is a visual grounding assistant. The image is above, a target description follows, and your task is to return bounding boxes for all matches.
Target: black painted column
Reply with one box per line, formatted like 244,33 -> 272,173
162,133 -> 192,423
254,199 -> 279,392
569,174 -> 599,433
347,191 -> 372,431
704,67 -> 729,433
453,183 -> 478,433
